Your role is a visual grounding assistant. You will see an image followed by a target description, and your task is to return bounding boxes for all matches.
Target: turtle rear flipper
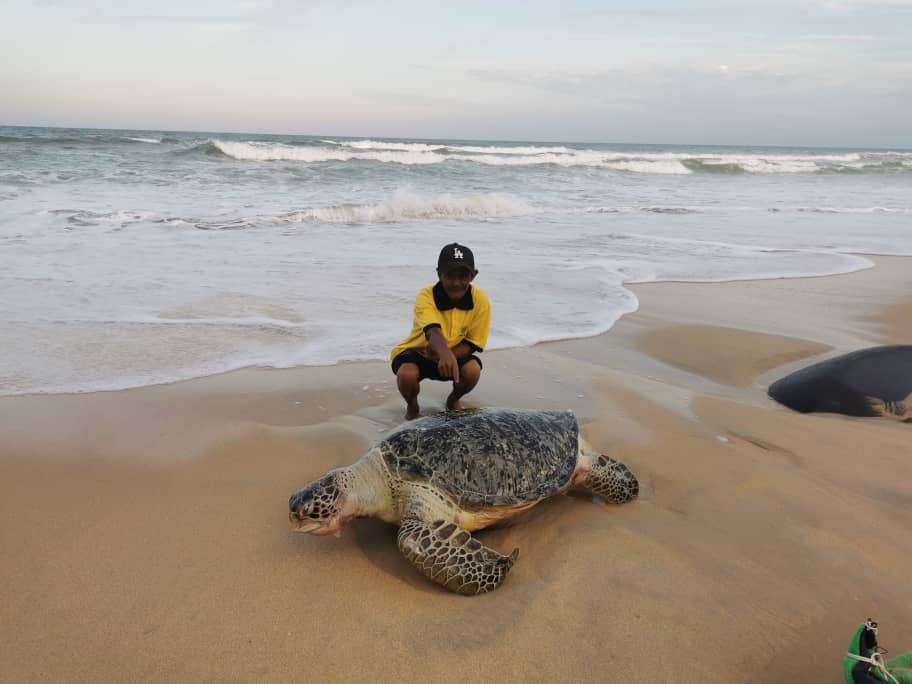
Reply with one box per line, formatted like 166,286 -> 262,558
864,396 -> 911,422
582,454 -> 639,504
397,517 -> 518,595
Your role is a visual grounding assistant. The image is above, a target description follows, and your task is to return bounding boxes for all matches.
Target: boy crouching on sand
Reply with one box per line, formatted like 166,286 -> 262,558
390,243 -> 491,420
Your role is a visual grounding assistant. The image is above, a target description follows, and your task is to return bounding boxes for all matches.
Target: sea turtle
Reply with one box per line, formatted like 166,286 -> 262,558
288,407 -> 638,595
768,345 -> 912,421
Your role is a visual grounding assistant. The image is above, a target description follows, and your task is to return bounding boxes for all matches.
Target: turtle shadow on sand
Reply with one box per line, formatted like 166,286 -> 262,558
351,518 -> 424,588
289,408 -> 639,595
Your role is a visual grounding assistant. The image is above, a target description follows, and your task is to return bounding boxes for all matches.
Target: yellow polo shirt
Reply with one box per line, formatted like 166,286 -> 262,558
390,283 -> 491,362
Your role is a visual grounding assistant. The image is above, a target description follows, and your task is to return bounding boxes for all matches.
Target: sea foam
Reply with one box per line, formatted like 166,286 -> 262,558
3,125 -> 911,395
208,139 -> 912,174
279,190 -> 537,224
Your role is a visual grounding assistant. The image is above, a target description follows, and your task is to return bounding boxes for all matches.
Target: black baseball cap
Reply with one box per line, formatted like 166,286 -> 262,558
437,243 -> 476,275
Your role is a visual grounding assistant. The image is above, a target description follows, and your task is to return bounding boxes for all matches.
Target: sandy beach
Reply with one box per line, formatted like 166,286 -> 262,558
2,256 -> 910,683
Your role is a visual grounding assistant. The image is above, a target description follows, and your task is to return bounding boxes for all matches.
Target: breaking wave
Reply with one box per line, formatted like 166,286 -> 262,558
0,172 -> 39,186
582,206 -> 701,214
195,139 -> 912,174
796,206 -> 912,214
278,191 -> 538,224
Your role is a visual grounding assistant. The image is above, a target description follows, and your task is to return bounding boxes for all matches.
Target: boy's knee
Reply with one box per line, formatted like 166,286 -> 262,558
396,363 -> 420,385
458,359 -> 481,386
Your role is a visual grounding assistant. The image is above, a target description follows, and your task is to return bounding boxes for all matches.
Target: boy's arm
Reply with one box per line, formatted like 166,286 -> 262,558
450,340 -> 480,360
426,328 -> 461,383
440,289 -> 489,374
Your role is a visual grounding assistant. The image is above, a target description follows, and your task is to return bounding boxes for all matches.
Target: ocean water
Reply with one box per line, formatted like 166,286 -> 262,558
1,125 -> 910,395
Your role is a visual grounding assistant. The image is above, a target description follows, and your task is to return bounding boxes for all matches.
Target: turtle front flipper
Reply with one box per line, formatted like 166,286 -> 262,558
397,517 -> 519,595
582,454 -> 639,504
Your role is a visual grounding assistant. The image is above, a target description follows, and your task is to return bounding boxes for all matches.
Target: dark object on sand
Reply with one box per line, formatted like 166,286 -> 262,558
768,345 -> 912,420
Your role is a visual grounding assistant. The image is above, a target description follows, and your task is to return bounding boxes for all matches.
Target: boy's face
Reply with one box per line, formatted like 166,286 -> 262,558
438,267 -> 475,302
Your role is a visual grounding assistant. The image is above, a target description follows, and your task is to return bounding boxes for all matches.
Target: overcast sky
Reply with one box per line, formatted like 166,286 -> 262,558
2,0 -> 911,146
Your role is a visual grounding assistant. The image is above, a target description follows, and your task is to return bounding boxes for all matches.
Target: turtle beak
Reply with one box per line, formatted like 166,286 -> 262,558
288,514 -> 323,534
289,513 -> 343,538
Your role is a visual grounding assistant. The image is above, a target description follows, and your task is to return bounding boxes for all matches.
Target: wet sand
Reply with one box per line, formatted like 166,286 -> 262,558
2,256 -> 910,682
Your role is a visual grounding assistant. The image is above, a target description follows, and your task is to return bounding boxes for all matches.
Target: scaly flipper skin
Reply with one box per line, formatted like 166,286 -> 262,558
397,517 -> 519,595
582,454 -> 639,503
865,396 -> 911,422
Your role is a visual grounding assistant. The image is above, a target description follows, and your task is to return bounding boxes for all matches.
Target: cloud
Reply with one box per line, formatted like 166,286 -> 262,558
798,33 -> 879,40
469,68 -> 642,105
818,0 -> 912,11
82,15 -> 265,25
468,65 -> 800,107
77,0 -> 338,28
563,6 -> 752,22
363,91 -> 481,109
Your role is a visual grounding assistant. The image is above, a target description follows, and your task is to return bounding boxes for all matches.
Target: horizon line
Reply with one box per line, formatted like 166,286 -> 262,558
2,122 -> 910,152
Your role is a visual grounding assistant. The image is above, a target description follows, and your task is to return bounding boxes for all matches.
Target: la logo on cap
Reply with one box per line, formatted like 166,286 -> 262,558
438,242 -> 475,273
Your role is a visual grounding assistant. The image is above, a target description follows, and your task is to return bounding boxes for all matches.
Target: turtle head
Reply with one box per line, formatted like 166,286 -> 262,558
288,470 -> 349,536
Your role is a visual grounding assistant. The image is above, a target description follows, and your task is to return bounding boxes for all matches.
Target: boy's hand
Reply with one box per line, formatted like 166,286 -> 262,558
426,328 -> 460,383
437,349 -> 460,384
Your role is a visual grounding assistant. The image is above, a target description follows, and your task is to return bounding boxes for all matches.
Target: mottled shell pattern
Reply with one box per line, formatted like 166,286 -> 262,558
376,408 -> 579,507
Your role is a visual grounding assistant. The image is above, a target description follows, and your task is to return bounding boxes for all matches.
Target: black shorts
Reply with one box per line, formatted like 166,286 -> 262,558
391,349 -> 482,381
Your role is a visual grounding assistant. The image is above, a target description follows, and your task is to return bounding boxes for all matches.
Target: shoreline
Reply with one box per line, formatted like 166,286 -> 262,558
2,252 -> 902,402
2,255 -> 910,682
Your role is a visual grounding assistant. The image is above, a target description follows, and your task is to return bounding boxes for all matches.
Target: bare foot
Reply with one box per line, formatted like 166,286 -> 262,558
405,402 -> 420,420
445,394 -> 462,412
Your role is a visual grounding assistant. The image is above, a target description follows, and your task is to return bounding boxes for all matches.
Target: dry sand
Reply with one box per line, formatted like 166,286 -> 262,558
2,256 -> 911,683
